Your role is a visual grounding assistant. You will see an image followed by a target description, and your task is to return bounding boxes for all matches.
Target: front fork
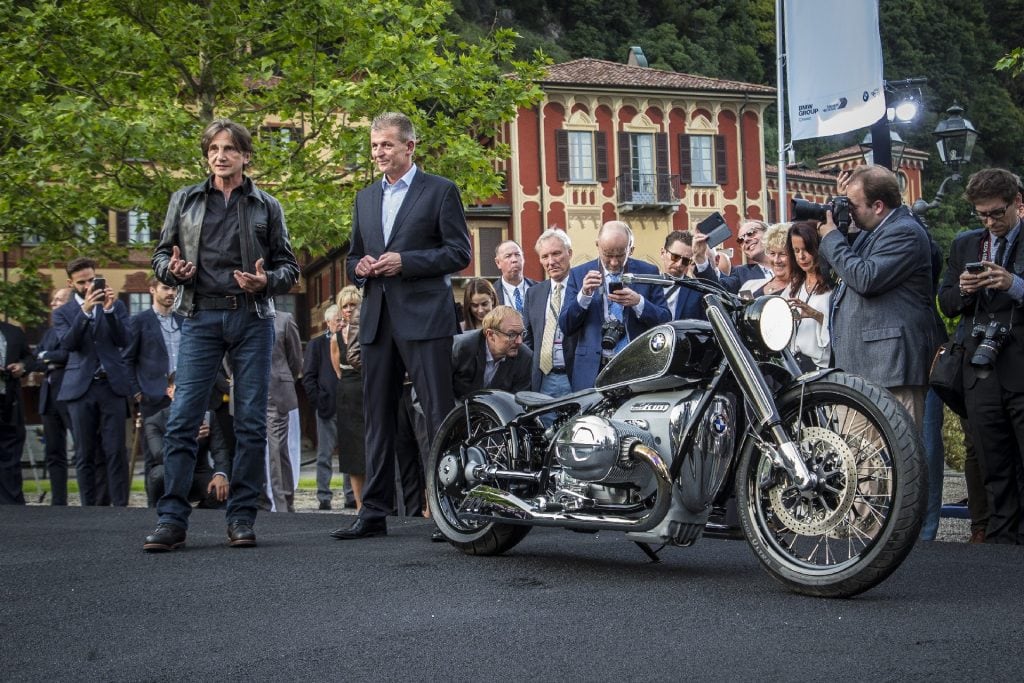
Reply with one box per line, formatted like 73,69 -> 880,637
704,299 -> 817,492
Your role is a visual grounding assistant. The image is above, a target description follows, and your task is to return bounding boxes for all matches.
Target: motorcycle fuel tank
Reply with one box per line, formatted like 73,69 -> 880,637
596,321 -> 722,393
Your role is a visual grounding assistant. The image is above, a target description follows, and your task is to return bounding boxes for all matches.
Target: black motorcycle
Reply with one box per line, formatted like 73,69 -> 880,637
427,272 -> 925,598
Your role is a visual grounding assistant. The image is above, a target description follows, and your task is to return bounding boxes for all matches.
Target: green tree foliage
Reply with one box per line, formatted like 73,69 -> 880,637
0,0 -> 545,321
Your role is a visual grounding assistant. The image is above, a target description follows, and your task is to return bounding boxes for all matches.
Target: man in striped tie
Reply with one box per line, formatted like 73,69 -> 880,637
494,240 -> 536,313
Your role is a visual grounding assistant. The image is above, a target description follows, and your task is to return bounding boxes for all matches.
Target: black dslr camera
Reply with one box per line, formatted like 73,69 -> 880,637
970,320 -> 1009,379
791,196 -> 852,234
601,318 -> 626,350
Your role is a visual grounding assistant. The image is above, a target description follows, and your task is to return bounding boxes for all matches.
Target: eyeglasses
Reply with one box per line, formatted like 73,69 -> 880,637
665,250 -> 692,266
972,203 -> 1013,221
495,329 -> 524,342
737,229 -> 763,244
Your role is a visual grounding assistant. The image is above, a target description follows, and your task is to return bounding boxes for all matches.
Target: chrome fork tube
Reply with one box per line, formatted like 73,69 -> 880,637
704,298 -> 815,491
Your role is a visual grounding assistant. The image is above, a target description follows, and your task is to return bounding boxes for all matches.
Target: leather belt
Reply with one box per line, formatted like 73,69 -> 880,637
195,295 -> 242,311
548,367 -> 567,374
93,371 -> 108,381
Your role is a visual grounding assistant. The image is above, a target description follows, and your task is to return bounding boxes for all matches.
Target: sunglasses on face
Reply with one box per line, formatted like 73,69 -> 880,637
665,250 -> 692,266
737,229 -> 763,244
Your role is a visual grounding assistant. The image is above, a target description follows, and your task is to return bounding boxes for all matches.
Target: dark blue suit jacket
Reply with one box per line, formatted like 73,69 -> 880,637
123,308 -> 182,416
559,258 -> 671,391
346,168 -> 472,344
54,298 -> 131,401
495,277 -> 537,308
719,262 -> 769,294
667,266 -> 720,320
522,279 -> 576,391
35,326 -> 69,416
301,332 -> 338,419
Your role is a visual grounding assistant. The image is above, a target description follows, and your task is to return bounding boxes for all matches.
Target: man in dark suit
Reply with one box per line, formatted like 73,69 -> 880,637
124,276 -> 184,505
719,220 -> 771,293
54,257 -> 132,506
333,111 -> 471,540
302,304 -> 340,510
35,287 -> 73,505
938,167 -> 1024,544
559,221 -> 671,392
819,164 -> 938,430
0,320 -> 33,505
493,240 -> 536,314
523,228 -> 575,396
452,306 -> 532,401
659,230 -> 719,320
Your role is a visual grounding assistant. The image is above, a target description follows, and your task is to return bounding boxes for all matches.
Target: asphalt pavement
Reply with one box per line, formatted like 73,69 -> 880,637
1,505 -> 1021,682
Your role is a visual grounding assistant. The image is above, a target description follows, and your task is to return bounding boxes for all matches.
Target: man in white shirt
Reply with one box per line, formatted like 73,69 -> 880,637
523,228 -> 575,396
494,240 -> 536,313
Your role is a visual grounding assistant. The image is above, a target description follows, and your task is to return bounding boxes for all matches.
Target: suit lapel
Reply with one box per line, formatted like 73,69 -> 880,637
364,182 -> 385,252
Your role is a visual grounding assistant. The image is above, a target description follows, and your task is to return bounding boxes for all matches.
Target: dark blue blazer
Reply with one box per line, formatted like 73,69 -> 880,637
123,308 -> 182,416
667,266 -> 720,320
301,332 -> 338,419
35,325 -> 69,416
1,322 -> 32,422
54,298 -> 131,401
559,258 -> 671,391
346,169 -> 472,344
495,277 -> 537,308
522,279 -> 576,392
719,262 -> 769,294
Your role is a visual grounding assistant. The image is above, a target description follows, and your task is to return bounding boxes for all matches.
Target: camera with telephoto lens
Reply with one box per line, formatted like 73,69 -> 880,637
970,319 -> 1009,379
791,196 -> 852,234
601,318 -> 626,350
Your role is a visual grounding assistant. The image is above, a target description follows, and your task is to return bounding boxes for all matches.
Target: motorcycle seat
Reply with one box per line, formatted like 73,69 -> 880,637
514,391 -> 556,409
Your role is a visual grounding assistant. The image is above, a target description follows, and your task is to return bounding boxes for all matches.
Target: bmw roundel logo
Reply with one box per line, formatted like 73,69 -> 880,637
712,414 -> 728,434
649,332 -> 667,352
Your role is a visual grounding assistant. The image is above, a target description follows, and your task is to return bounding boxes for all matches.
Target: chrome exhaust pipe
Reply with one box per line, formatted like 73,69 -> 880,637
457,443 -> 673,532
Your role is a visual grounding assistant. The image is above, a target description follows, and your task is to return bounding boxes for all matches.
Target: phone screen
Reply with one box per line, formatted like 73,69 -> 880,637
608,281 -> 624,293
92,277 -> 107,292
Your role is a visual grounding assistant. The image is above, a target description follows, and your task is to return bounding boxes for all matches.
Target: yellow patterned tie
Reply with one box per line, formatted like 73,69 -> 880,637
539,283 -> 561,374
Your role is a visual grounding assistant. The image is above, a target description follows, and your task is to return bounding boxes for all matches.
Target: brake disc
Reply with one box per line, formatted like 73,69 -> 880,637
766,426 -> 857,536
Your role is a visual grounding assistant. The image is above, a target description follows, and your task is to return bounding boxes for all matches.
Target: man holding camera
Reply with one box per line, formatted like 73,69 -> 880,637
937,168 -> 1024,544
818,164 -> 937,429
54,257 -> 132,506
559,221 -> 670,391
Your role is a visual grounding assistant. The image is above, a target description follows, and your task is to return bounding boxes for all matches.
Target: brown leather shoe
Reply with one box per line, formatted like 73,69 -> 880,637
969,528 -> 986,544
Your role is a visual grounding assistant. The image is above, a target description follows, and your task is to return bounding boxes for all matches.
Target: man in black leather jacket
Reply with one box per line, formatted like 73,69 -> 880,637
144,118 -> 299,552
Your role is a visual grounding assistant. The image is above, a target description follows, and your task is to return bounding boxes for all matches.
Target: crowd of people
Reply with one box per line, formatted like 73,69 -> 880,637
1,114 -> 1022,550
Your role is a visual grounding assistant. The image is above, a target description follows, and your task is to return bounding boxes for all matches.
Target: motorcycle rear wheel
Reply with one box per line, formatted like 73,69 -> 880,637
426,403 -> 532,555
736,372 -> 925,598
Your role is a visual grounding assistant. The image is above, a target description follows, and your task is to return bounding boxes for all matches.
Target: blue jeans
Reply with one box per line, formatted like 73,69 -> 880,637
157,309 -> 274,529
920,388 -> 945,540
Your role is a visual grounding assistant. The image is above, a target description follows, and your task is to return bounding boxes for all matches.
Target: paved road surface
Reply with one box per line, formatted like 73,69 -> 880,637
1,506 -> 1020,682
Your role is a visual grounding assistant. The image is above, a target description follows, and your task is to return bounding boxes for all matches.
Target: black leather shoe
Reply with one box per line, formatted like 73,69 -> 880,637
330,517 -> 387,540
227,521 -> 257,548
143,523 -> 186,552
431,528 -> 446,543
319,501 -> 331,511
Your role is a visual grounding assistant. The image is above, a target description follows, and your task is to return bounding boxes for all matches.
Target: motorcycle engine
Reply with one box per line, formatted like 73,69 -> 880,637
553,415 -> 657,489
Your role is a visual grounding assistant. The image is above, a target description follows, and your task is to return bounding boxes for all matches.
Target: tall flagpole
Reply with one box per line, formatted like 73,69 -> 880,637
776,0 -> 788,223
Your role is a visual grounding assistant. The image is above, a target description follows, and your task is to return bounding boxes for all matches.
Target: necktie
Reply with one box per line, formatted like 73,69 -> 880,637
539,283 -> 562,374
513,287 -> 523,313
607,275 -> 627,354
993,236 -> 1007,268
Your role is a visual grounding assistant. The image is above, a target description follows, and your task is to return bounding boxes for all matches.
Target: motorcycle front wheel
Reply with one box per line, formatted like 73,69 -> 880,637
426,402 -> 532,555
736,372 -> 925,598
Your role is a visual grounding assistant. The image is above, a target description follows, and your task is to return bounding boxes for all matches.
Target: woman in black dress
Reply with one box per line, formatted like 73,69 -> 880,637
333,285 -> 366,510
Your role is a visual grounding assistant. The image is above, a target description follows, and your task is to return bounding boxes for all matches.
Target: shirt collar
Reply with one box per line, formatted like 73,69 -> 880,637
382,163 -> 417,191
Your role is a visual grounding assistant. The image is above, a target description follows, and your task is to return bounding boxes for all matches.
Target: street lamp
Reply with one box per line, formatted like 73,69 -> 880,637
912,103 -> 980,215
865,77 -> 926,171
859,129 -> 907,171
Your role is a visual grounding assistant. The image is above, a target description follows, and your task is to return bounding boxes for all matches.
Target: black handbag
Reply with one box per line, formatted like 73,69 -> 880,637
929,341 -> 966,417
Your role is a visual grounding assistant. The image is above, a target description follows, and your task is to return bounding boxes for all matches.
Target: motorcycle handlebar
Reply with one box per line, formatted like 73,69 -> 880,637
621,272 -> 742,309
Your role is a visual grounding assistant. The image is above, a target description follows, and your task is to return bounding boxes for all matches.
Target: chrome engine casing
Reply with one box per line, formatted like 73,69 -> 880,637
553,415 -> 656,487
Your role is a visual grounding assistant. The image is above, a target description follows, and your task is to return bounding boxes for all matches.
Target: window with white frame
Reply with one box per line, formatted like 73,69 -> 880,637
568,131 -> 595,183
128,210 -> 151,244
128,292 -> 151,315
689,135 -> 715,185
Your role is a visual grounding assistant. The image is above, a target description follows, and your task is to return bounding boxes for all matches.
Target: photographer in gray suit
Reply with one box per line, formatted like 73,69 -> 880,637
818,164 -> 938,429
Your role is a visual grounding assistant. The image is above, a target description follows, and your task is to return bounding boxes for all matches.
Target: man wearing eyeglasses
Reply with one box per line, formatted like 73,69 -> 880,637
660,231 -> 719,320
719,220 -> 773,293
451,306 -> 533,401
938,168 -> 1024,544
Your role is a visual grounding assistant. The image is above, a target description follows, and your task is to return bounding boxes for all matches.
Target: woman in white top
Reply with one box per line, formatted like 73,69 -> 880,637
785,220 -> 834,370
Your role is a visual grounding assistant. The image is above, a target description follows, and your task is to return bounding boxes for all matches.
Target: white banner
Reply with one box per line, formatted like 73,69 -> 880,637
784,0 -> 885,140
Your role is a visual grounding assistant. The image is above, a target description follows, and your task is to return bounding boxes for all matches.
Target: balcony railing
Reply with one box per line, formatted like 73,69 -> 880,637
616,173 -> 680,212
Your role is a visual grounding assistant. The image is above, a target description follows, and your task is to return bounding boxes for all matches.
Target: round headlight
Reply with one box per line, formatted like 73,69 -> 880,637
740,295 -> 795,352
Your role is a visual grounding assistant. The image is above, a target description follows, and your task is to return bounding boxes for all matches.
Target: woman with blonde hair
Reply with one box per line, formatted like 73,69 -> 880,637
461,278 -> 498,331
333,285 -> 366,509
741,222 -> 791,297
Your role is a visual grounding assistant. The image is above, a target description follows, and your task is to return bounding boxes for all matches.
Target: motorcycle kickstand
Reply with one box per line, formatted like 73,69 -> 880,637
634,542 -> 664,563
